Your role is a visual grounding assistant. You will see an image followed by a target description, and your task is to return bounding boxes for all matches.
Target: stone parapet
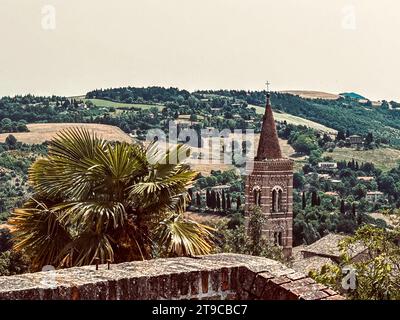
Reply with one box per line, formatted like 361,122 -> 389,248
0,254 -> 343,300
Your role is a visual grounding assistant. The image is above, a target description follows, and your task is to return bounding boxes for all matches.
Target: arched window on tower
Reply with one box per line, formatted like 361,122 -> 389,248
273,231 -> 283,246
278,189 -> 283,212
272,189 -> 277,212
272,186 -> 284,213
253,187 -> 261,206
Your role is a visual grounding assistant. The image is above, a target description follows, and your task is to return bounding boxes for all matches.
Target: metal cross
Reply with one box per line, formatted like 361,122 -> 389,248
265,81 -> 271,92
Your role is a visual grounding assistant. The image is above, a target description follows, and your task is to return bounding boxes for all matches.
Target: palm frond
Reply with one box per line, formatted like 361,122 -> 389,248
9,199 -> 72,270
59,231 -> 114,267
156,215 -> 215,257
52,201 -> 127,233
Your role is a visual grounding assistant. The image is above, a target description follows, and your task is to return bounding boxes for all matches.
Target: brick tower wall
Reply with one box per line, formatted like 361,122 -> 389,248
245,159 -> 294,257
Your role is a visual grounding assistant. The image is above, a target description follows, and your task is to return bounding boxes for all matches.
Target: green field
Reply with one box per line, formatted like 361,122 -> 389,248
249,104 -> 337,134
324,147 -> 400,171
85,98 -> 164,111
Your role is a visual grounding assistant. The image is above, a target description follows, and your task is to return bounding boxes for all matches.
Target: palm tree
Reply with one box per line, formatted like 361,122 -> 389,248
9,128 -> 214,270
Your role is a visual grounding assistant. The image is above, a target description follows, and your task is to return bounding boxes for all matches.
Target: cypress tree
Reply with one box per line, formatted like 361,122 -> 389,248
302,192 -> 306,209
196,192 -> 201,207
340,200 -> 345,215
237,196 -> 242,210
210,190 -> 216,210
311,191 -> 317,206
357,212 -> 363,226
352,202 -> 356,217
216,193 -> 221,211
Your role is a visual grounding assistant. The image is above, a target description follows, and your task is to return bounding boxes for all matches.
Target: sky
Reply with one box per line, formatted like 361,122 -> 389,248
0,0 -> 399,101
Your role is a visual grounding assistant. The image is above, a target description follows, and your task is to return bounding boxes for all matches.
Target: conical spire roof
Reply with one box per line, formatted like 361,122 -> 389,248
256,93 -> 282,160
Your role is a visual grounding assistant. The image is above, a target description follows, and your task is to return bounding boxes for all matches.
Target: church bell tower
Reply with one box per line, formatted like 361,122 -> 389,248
245,90 -> 294,258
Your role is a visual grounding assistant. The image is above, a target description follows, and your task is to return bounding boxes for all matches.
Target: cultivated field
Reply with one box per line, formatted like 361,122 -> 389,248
324,147 -> 400,171
85,98 -> 164,111
249,105 -> 337,134
0,123 -> 132,144
280,90 -> 340,100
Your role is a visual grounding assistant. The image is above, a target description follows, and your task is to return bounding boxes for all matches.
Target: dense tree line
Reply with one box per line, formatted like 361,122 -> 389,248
197,89 -> 400,148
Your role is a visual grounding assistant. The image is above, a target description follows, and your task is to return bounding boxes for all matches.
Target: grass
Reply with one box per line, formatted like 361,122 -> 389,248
85,98 -> 164,111
280,90 -> 340,100
0,123 -> 132,144
324,147 -> 400,171
249,104 -> 337,134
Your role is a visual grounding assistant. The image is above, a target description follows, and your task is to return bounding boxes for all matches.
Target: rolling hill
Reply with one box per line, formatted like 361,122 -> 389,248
324,147 -> 400,172
85,98 -> 164,111
0,123 -> 132,144
249,104 -> 337,134
281,90 -> 340,100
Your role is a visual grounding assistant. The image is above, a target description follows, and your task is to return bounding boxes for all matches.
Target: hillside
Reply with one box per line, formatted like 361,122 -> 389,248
281,90 -> 340,100
340,92 -> 366,100
249,104 -> 337,134
0,123 -> 132,144
85,98 -> 164,111
324,147 -> 400,172
196,89 -> 400,147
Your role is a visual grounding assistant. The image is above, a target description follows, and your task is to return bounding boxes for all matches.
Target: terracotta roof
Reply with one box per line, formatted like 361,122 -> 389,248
301,233 -> 366,260
256,93 -> 282,160
324,192 -> 339,196
366,191 -> 384,195
292,256 -> 335,275
357,176 -> 374,181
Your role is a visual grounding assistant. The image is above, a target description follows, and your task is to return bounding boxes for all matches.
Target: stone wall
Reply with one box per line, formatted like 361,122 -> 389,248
0,253 -> 344,300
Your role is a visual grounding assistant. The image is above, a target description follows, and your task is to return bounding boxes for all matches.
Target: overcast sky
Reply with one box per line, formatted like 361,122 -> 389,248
0,0 -> 399,101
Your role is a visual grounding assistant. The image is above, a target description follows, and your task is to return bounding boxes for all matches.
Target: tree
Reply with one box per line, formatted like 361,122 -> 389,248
196,192 -> 201,207
221,190 -> 226,211
5,134 -> 17,147
364,132 -> 374,148
247,206 -> 265,256
302,192 -> 307,209
354,184 -> 367,200
216,193 -> 221,211
293,172 -> 305,189
236,196 -> 242,210
311,191 -> 318,206
9,128 -> 214,270
310,225 -> 400,300
336,130 -> 346,141
292,134 -> 319,155
351,203 -> 356,217
226,194 -> 231,210
0,250 -> 30,276
210,190 -> 216,210
340,200 -> 346,215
